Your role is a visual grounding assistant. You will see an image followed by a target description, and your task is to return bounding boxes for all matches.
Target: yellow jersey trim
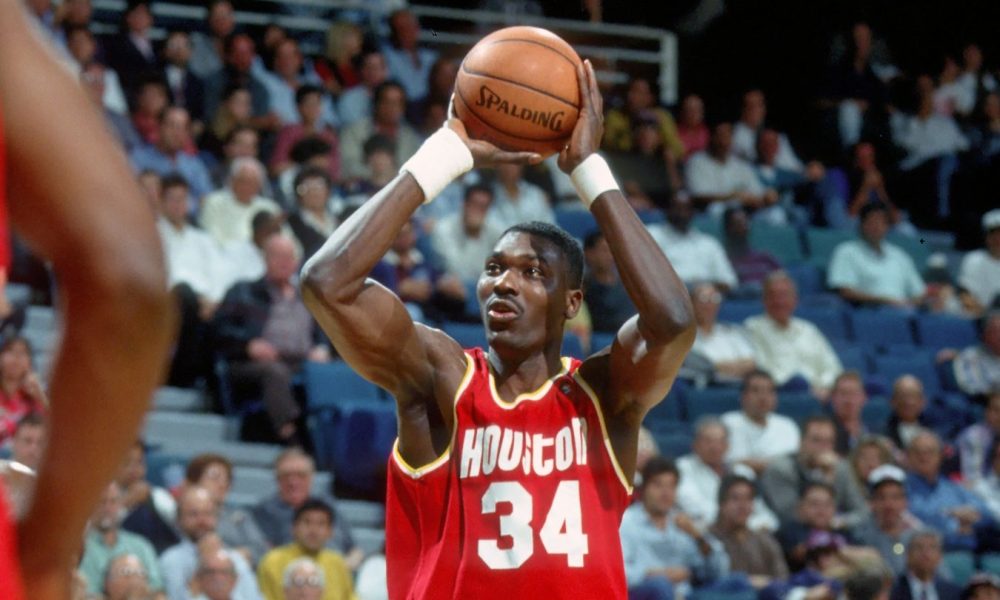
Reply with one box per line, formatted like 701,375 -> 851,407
487,356 -> 572,409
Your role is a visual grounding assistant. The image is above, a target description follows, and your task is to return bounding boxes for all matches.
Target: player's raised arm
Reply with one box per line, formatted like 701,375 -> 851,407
568,61 -> 695,471
0,3 -> 174,597
300,115 -> 540,462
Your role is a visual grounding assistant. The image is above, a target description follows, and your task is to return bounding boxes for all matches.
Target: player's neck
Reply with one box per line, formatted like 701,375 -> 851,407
487,347 -> 564,399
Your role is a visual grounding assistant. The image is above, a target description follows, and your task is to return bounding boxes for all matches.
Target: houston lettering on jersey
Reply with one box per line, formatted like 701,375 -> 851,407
459,418 -> 589,479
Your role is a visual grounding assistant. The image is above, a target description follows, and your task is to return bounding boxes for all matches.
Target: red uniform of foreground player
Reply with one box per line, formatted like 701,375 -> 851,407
302,61 -> 695,599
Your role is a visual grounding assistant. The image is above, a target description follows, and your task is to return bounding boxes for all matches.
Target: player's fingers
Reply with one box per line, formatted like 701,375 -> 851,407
492,150 -> 544,165
447,93 -> 457,120
585,60 -> 603,116
446,116 -> 469,140
575,61 -> 591,113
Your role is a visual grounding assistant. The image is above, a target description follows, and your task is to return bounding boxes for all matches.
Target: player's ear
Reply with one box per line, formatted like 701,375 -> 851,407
564,288 -> 583,320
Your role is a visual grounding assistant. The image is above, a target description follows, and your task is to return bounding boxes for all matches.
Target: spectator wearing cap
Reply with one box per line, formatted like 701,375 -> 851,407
957,392 -> 1000,488
721,370 -> 801,475
431,184 -> 505,285
620,457 -> 730,600
958,210 -> 1000,315
761,416 -> 869,531
829,371 -> 870,454
709,474 -> 789,588
744,271 -> 843,399
904,430 -> 995,552
941,313 -> 1000,398
257,499 -> 353,600
648,194 -> 738,292
828,201 -> 926,308
888,530 -> 961,600
970,440 -> 1000,523
885,376 -> 934,452
723,206 -> 782,292
962,574 -> 1000,600
690,282 -> 759,383
852,465 -> 925,575
677,418 -> 778,532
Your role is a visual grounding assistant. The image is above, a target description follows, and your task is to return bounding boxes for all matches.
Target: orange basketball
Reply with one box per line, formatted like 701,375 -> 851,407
454,26 -> 582,157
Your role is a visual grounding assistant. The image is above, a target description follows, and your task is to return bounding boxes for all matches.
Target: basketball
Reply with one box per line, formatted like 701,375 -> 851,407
454,26 -> 583,157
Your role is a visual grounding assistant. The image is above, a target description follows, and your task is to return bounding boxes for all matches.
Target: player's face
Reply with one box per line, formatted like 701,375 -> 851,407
293,510 -> 333,553
641,471 -> 677,517
478,232 -> 575,352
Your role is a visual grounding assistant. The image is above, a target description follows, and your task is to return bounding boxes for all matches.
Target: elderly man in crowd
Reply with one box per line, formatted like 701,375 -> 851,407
885,376 -> 932,452
888,531 -> 961,600
200,158 -> 282,248
690,283 -> 759,384
195,550 -> 241,600
102,553 -> 160,600
282,558 -> 327,600
852,465 -> 925,575
828,371 -> 870,454
130,105 -> 214,203
721,370 -> 801,475
744,271 -> 843,399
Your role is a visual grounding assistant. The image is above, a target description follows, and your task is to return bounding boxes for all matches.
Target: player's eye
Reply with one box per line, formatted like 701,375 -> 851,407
485,262 -> 501,275
525,267 -> 542,278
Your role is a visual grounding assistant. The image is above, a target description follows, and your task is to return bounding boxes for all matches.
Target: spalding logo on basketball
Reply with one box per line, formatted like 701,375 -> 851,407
454,26 -> 583,157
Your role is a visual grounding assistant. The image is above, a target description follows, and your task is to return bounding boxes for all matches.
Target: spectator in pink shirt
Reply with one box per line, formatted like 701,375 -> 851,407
677,93 -> 710,159
270,85 -> 340,182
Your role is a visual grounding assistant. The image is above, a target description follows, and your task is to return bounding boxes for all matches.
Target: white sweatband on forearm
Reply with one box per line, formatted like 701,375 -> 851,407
400,127 -> 473,203
570,153 -> 620,208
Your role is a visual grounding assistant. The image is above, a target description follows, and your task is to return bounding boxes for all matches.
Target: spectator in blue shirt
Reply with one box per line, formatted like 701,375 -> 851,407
381,10 -> 438,104
620,457 -> 730,600
130,106 -> 214,207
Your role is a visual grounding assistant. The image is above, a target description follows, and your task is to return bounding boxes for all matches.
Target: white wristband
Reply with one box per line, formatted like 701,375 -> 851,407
570,154 -> 619,208
400,127 -> 473,203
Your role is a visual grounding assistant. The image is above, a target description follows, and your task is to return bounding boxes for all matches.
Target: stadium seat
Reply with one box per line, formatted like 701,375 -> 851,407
637,209 -> 665,225
861,398 -> 891,431
786,262 -> 824,296
833,344 -> 871,374
805,228 -> 852,265
443,321 -> 488,351
796,305 -> 850,342
693,214 -> 722,241
591,332 -> 616,352
555,207 -> 598,240
645,380 -> 686,425
717,300 -> 762,324
303,360 -> 382,413
144,451 -> 187,489
652,429 -> 694,459
684,387 -> 740,421
749,222 -> 805,264
914,314 -> 978,350
871,355 -> 940,393
848,310 -> 915,348
689,590 -> 758,600
887,232 -> 932,268
981,553 -> 1000,577
320,403 -> 397,497
943,551 -> 975,587
776,392 -> 823,424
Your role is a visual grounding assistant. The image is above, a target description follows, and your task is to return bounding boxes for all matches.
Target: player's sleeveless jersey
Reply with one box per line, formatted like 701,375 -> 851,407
386,347 -> 633,600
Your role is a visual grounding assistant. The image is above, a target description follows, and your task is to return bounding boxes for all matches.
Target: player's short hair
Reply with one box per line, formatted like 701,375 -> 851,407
718,473 -> 756,505
185,453 -> 233,485
740,369 -> 774,392
640,456 -> 678,487
293,498 -> 335,525
160,173 -> 189,194
501,221 -> 584,289
295,84 -> 324,106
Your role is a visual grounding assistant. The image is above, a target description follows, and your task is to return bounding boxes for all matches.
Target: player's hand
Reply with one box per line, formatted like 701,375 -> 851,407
445,99 -> 542,168
558,59 -> 604,174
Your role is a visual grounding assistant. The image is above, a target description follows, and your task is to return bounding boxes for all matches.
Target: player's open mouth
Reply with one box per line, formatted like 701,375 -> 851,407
486,298 -> 520,322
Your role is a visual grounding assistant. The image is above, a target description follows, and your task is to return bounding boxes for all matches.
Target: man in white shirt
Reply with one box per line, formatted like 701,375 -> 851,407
828,201 -> 926,307
732,89 -> 804,172
200,157 -> 282,248
745,271 -> 842,398
676,417 -> 779,531
721,370 -> 801,474
431,184 -> 505,283
648,195 -> 738,291
691,283 -> 758,383
685,122 -> 778,218
488,163 -> 555,231
958,209 -> 1000,314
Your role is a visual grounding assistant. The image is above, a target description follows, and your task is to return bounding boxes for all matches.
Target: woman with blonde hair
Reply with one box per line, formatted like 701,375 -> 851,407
849,435 -> 896,497
314,21 -> 363,96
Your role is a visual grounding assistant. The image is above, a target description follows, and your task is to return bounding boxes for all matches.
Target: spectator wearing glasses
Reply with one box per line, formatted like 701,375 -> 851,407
690,283 -> 758,383
282,558 -> 326,600
195,549 -> 240,600
102,553 -> 159,600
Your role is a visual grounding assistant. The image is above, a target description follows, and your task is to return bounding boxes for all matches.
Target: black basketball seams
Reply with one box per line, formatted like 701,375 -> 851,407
478,36 -> 580,70
458,62 -> 581,109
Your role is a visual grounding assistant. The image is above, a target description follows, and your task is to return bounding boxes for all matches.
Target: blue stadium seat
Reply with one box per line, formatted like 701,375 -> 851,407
645,381 -> 687,424
981,553 -> 1000,576
776,392 -> 823,424
562,332 -> 585,359
914,314 -> 978,350
805,228 -> 853,265
786,262 -> 824,296
749,223 -> 804,264
848,310 -> 915,348
653,430 -> 694,459
693,214 -> 722,241
717,300 -> 762,324
862,398 -> 891,431
834,344 -> 871,374
796,306 -> 849,342
555,207 -> 598,240
144,451 -> 187,489
323,403 -> 397,497
591,332 -> 616,352
303,361 -> 382,413
684,387 -> 740,421
637,209 -> 665,225
871,355 -> 941,393
887,232 -> 932,269
443,322 -> 488,351
942,551 -> 975,587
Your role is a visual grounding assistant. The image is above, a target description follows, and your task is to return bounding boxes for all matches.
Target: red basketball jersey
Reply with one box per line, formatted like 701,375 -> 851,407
385,348 -> 632,600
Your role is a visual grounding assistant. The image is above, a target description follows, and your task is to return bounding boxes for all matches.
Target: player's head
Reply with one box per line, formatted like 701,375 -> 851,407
638,456 -> 679,518
477,222 -> 583,353
292,498 -> 335,553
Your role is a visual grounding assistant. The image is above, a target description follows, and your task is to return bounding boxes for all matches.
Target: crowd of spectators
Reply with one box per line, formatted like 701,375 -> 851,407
2,1 -> 1000,599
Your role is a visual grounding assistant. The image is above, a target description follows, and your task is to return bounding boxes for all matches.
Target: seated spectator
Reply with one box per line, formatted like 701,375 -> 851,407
677,417 -> 778,532
676,94 -> 709,159
934,56 -> 976,118
195,549 -> 240,600
904,430 -> 995,552
217,211 -> 283,293
203,33 -> 278,134
850,435 -> 896,498
312,21 -> 362,96
342,135 -> 400,204
281,558 -> 329,600
967,93 -> 1000,167
184,454 -> 270,566
941,311 -> 1000,397
852,465 -> 925,575
648,194 -> 738,291
685,122 -> 778,219
119,441 -> 180,554
958,209 -> 1000,315
828,201 -> 926,307
733,90 -> 804,172
760,530 -> 847,600
211,126 -> 261,188
971,441 -> 1000,522
102,553 -> 159,600
956,392 -> 1000,485
132,78 -> 173,148
409,57 -> 456,131
961,574 -> 1000,600
886,376 -> 933,452
620,457 -> 730,600
820,22 -> 890,149
337,51 -> 388,127
213,235 -> 331,443
430,184 -> 504,284
723,206 -> 782,292
162,30 -> 206,127
721,370 -> 801,474
200,158 -> 282,248
603,76 -> 685,160
65,26 -> 129,115
80,482 -> 164,597
829,372 -> 870,454
252,449 -> 360,568
888,531 -> 961,600
286,167 -> 338,261
370,220 -> 467,323
270,85 -> 341,181
130,106 -> 214,204
160,486 -> 262,600
745,271 -> 843,398
845,142 -> 911,233
755,129 -> 836,227
690,283 -> 758,383
189,0 -> 235,80
339,82 -> 420,182
582,230 -> 637,334
761,416 -> 870,531
381,10 -> 438,104
8,413 -> 46,471
257,499 -> 354,600
488,163 -> 556,231
605,109 -> 680,198
0,335 -> 46,445
200,84 -> 254,160
775,482 -> 847,573
261,39 -> 337,130
80,61 -> 142,153
710,474 -> 789,588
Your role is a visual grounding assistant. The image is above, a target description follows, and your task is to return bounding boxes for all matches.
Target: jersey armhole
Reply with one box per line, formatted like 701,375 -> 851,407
391,351 -> 476,479
572,372 -> 635,495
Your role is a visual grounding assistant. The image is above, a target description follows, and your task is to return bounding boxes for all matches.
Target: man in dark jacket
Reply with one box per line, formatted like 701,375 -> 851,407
889,530 -> 962,600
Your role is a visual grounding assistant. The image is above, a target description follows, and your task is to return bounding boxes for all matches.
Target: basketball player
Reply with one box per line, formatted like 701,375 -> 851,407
0,1 -> 174,598
302,60 -> 694,598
